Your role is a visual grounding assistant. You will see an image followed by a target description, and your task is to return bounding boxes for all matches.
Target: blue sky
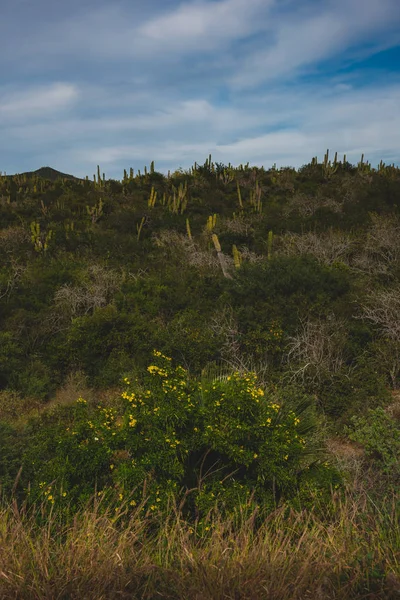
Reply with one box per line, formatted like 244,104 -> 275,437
1,0 -> 399,179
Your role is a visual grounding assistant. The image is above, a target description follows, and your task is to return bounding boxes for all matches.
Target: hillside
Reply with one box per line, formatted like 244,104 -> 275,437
0,152 -> 399,598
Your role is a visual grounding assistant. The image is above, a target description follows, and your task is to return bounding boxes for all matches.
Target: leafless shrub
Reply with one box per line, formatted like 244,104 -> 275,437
0,226 -> 29,255
0,259 -> 26,300
238,246 -> 265,264
209,307 -> 271,383
283,191 -> 343,218
152,230 -> 234,275
152,229 -> 192,251
286,316 -> 348,385
223,216 -> 253,236
352,213 -> 400,275
45,371 -> 93,411
54,265 -> 123,319
209,307 -> 242,366
278,230 -> 353,265
0,389 -> 42,422
360,286 -> 400,341
43,265 -> 124,336
358,286 -> 400,388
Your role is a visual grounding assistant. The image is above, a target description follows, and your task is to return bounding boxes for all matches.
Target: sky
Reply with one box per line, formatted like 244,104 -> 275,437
1,0 -> 400,180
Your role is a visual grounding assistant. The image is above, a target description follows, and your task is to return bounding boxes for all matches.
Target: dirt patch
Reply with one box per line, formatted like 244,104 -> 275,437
326,437 -> 365,460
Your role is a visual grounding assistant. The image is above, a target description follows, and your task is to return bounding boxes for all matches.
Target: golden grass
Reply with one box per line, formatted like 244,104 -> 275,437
0,489 -> 398,599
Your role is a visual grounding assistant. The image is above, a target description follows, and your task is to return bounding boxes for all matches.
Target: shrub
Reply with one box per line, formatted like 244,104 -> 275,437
345,407 -> 400,482
20,352 -> 341,522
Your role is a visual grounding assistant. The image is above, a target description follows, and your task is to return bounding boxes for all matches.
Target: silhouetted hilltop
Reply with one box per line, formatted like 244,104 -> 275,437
8,166 -> 83,182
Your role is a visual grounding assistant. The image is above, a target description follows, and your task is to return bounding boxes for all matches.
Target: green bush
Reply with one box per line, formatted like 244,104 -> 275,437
20,352 -> 341,522
345,407 -> 400,480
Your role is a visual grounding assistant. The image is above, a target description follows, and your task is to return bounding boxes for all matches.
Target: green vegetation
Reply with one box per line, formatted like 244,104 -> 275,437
0,152 -> 399,598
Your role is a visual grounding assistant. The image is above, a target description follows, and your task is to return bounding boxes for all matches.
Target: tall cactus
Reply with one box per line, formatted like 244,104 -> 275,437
148,186 -> 157,208
267,230 -> 274,261
322,149 -> 338,179
212,234 -> 232,279
236,180 -> 243,210
86,198 -> 104,224
232,245 -> 242,268
206,214 -> 217,232
249,180 -> 262,213
136,217 -> 146,241
186,218 -> 193,241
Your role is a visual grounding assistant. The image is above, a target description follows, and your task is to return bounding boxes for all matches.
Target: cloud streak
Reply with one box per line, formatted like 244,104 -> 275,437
0,83 -> 79,121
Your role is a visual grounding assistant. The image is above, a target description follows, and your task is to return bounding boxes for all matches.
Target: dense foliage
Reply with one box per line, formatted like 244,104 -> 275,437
0,152 -> 399,520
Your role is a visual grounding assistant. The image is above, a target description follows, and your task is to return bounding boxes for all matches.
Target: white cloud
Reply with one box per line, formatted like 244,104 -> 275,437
137,0 -> 271,51
0,83 -> 78,121
227,0 -> 400,88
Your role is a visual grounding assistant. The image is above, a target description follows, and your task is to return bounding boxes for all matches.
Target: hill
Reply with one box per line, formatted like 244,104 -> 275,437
7,166 -> 83,182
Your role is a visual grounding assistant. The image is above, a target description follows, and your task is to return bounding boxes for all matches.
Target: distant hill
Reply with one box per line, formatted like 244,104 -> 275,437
7,166 -> 84,182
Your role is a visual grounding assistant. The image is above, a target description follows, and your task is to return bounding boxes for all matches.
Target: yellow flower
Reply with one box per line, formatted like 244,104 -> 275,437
110,464 -> 115,470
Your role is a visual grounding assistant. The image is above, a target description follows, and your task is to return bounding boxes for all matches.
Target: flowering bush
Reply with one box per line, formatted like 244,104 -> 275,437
22,351 -> 340,521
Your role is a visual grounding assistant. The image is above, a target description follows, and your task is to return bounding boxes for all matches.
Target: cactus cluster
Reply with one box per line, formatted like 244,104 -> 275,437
30,221 -> 53,253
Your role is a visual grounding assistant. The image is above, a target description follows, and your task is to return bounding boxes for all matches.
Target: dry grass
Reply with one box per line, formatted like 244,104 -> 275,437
0,490 -> 398,599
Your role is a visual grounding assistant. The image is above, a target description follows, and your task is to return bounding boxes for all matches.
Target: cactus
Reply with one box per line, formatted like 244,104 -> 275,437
30,221 -> 53,253
150,160 -> 155,174
212,233 -> 221,252
322,149 -> 338,179
212,234 -> 232,279
206,214 -> 217,232
64,220 -> 74,240
136,216 -> 146,242
267,230 -> 274,261
186,218 -> 193,241
168,181 -> 188,214
236,180 -> 243,210
86,198 -> 104,224
40,199 -> 48,216
250,180 -> 262,213
232,244 -> 242,268
95,165 -> 104,188
148,186 -> 157,208
219,167 -> 235,185
357,154 -> 371,173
